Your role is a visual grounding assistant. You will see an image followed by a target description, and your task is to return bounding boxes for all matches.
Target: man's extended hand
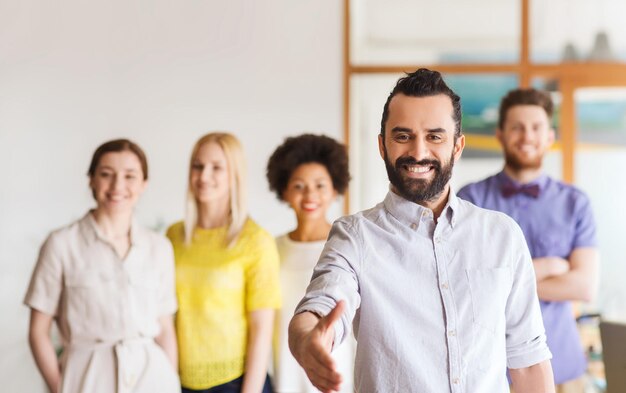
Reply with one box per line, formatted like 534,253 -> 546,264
288,300 -> 346,393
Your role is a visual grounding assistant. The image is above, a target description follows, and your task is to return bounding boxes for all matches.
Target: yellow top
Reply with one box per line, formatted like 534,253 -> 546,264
167,219 -> 281,389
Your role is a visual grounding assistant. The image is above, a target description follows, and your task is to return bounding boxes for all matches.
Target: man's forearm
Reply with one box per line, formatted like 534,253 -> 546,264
509,360 -> 555,393
537,247 -> 599,302
537,270 -> 595,301
533,257 -> 569,282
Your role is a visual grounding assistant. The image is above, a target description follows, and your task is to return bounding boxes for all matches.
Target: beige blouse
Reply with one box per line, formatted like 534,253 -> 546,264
24,212 -> 180,393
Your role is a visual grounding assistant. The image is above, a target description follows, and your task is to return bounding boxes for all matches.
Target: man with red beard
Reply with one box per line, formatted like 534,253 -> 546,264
458,88 -> 599,393
288,69 -> 555,393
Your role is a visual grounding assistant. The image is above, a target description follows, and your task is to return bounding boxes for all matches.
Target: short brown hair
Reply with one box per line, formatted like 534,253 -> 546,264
498,88 -> 553,129
87,139 -> 148,180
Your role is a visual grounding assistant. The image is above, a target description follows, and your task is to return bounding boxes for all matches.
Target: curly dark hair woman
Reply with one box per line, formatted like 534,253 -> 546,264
266,133 -> 355,392
266,133 -> 350,201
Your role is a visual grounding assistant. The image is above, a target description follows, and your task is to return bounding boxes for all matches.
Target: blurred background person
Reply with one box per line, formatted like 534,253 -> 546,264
266,133 -> 354,393
24,139 -> 179,393
167,132 -> 281,393
458,88 -> 599,393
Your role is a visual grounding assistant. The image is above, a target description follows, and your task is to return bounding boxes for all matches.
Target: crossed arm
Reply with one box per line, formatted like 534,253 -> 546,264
533,247 -> 599,302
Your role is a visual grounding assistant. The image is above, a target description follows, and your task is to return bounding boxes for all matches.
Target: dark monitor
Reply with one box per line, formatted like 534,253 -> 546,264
600,320 -> 626,393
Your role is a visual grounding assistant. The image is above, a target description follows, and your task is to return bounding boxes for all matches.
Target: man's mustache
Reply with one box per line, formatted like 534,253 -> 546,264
395,156 -> 441,171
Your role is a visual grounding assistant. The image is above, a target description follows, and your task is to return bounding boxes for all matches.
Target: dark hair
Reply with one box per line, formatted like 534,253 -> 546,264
498,88 -> 553,129
380,68 -> 462,138
87,139 -> 148,180
266,133 -> 350,201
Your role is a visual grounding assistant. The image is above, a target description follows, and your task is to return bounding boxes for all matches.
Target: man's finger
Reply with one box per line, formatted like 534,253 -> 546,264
305,361 -> 343,393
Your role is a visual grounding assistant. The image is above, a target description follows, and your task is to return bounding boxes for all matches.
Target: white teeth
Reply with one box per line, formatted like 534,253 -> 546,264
407,166 -> 430,173
303,203 -> 317,210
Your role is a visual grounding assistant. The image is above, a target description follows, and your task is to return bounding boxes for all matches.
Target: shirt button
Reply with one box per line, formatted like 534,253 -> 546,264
453,378 -> 460,384
434,237 -> 441,244
441,282 -> 449,290
448,330 -> 456,337
410,223 -> 417,230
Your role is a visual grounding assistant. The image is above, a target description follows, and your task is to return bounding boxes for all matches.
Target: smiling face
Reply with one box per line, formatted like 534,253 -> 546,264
379,93 -> 464,204
497,104 -> 555,171
282,162 -> 337,223
189,142 -> 230,206
89,151 -> 147,214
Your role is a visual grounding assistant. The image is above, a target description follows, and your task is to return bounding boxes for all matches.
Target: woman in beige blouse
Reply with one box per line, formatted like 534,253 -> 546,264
24,139 -> 180,393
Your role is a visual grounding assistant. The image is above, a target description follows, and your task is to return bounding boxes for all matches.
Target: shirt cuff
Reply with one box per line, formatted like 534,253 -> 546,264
507,334 -> 553,369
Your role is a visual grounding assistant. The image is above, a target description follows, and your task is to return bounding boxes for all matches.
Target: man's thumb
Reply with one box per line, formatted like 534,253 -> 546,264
320,300 -> 346,330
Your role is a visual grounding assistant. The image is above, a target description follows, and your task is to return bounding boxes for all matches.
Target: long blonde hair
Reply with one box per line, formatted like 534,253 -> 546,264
184,132 -> 248,247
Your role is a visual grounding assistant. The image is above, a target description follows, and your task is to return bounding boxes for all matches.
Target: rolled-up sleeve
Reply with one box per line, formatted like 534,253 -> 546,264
295,219 -> 361,348
505,224 -> 552,368
24,233 -> 63,316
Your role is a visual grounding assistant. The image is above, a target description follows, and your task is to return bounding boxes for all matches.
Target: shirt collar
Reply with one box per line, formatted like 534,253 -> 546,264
79,210 -> 146,247
382,186 -> 458,230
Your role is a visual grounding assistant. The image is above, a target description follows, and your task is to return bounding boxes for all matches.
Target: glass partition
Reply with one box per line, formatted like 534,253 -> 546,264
531,0 -> 626,63
351,0 -> 520,65
574,87 -> 626,318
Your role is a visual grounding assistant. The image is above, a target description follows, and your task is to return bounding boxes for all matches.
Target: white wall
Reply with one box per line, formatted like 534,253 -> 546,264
0,1 -> 343,390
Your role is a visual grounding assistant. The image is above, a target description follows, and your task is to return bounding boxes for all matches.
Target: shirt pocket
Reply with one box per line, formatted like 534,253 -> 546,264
64,269 -> 116,328
466,267 -> 512,335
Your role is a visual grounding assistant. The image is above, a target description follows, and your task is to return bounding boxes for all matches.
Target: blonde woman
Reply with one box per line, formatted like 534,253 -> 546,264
167,132 -> 280,393
25,139 -> 180,393
266,134 -> 354,393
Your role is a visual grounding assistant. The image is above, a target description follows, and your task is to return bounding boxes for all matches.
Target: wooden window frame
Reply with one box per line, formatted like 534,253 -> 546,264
343,0 -> 626,211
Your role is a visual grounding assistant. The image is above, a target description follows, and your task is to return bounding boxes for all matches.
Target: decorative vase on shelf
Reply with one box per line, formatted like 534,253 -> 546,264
587,30 -> 614,62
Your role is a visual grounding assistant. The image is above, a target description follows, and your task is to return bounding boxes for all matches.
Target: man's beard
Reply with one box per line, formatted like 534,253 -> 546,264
503,150 -> 542,172
383,148 -> 455,203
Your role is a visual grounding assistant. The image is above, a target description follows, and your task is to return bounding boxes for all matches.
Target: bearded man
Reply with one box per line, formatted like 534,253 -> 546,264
287,69 -> 555,393
458,88 -> 599,393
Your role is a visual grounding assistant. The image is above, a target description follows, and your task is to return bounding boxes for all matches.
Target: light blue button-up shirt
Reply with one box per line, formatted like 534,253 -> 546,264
296,189 -> 551,393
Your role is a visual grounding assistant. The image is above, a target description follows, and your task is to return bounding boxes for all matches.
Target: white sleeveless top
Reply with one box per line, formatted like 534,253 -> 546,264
272,234 -> 355,393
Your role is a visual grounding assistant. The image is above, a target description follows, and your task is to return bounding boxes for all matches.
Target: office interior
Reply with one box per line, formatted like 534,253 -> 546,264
2,0 -> 626,391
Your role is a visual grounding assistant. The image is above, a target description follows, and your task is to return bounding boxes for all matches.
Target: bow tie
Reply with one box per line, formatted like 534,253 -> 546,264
501,183 -> 540,198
